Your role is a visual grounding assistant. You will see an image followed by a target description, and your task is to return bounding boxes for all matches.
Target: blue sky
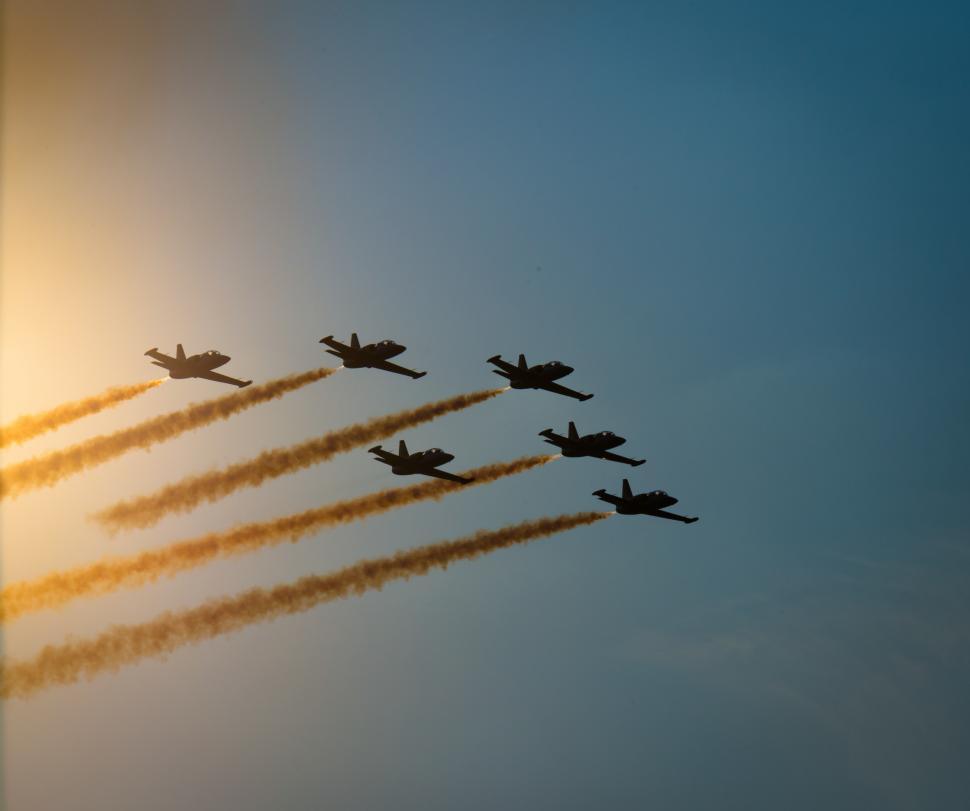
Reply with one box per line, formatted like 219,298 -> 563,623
2,2 -> 969,808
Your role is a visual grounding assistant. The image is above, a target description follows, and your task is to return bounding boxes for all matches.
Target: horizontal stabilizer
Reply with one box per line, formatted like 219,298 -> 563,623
150,361 -> 168,369
491,370 -> 511,379
324,349 -> 343,357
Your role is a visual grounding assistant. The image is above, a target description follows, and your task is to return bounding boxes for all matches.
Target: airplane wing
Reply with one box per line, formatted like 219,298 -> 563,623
647,509 -> 699,524
597,450 -> 647,467
370,359 -> 427,379
487,355 -> 519,374
319,335 -> 349,353
368,446 -> 400,464
420,468 -> 474,485
538,380 -> 594,402
144,348 -> 174,364
196,371 -> 253,388
592,489 -> 624,508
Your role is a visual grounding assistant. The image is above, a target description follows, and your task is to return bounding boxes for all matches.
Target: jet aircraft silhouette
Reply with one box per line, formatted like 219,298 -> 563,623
369,440 -> 473,484
487,353 -> 593,401
593,479 -> 698,523
320,333 -> 426,379
145,344 -> 252,387
540,422 -> 645,466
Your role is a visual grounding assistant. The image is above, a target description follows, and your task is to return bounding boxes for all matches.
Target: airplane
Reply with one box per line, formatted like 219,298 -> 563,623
145,344 -> 252,387
486,353 -> 593,401
320,333 -> 426,379
593,479 -> 698,523
540,422 -> 646,466
368,440 -> 473,484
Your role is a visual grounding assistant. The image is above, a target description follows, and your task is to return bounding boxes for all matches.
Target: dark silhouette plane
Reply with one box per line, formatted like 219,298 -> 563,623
487,353 -> 593,401
369,440 -> 473,484
593,479 -> 698,523
145,344 -> 252,387
320,333 -> 426,379
540,422 -> 645,466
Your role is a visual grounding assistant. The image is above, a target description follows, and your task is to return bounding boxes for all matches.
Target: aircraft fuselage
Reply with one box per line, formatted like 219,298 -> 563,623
390,449 -> 455,475
616,492 -> 678,515
341,342 -> 406,368
166,353 -> 231,379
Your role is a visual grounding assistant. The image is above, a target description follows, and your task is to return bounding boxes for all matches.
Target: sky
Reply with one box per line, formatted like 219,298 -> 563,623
2,1 -> 969,808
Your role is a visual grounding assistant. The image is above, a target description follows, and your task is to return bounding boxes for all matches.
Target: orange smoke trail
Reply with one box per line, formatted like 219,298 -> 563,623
0,378 -> 166,448
0,511 -> 611,699
1,455 -> 556,622
93,388 -> 505,530
0,368 -> 335,500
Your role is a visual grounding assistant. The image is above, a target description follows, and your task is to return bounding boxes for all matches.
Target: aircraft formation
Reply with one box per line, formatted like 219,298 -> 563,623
145,333 -> 698,523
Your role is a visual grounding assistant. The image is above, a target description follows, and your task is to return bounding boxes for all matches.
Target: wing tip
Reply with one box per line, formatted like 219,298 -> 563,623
631,459 -> 646,467
319,335 -> 334,344
579,393 -> 594,402
368,445 -> 383,453
412,371 -> 427,379
487,354 -> 502,364
144,347 -> 158,356
685,517 -> 699,524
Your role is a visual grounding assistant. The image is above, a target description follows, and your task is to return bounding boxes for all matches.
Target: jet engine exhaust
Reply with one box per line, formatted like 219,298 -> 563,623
0,510 -> 611,699
92,388 -> 507,530
0,368 -> 336,499
0,379 -> 167,448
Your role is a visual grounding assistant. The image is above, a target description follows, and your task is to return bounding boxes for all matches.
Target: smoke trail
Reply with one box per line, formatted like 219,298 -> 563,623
93,388 -> 505,530
1,455 -> 556,622
0,368 -> 335,500
0,379 -> 166,448
0,511 -> 610,699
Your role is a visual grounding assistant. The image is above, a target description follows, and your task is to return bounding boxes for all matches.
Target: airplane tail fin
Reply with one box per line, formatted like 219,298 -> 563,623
518,353 -> 528,370
622,479 -> 633,500
398,439 -> 409,458
176,344 -> 186,362
567,421 -> 579,441
350,333 -> 360,350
